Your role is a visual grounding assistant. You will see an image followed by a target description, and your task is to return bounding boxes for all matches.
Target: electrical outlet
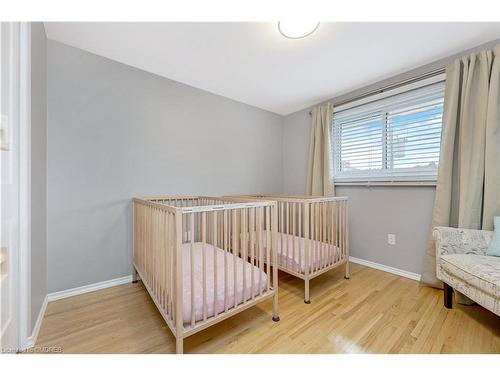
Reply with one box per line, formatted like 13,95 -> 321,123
388,233 -> 396,245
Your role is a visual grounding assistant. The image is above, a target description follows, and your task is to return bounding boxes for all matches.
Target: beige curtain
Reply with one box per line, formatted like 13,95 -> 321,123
421,45 -> 500,288
306,103 -> 335,196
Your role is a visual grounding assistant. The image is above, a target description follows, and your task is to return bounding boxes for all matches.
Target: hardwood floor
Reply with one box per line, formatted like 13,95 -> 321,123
35,263 -> 500,353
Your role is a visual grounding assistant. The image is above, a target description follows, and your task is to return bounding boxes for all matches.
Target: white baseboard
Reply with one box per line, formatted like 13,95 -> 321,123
47,275 -> 133,302
349,256 -> 421,282
24,294 -> 48,349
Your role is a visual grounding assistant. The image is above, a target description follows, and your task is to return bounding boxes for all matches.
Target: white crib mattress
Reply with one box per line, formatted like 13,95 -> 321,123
182,242 -> 269,324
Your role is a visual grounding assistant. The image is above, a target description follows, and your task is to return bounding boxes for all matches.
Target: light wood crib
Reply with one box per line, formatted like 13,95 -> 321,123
227,195 -> 349,303
133,196 -> 279,354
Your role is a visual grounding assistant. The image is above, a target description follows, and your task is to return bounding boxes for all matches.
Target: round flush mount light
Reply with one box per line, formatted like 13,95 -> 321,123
278,21 -> 320,39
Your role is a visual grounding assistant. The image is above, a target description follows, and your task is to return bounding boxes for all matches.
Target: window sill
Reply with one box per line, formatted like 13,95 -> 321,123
334,180 -> 437,187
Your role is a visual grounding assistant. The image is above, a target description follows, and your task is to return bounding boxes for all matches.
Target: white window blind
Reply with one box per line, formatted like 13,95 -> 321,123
332,77 -> 445,183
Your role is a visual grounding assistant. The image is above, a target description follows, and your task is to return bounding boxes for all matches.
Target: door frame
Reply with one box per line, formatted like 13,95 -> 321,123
18,21 -> 31,351
0,21 -> 30,352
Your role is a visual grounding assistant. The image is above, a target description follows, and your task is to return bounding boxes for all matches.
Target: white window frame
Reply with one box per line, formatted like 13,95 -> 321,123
332,73 -> 446,186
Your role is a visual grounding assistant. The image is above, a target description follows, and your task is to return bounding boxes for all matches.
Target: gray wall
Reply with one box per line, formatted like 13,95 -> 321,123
282,106 -> 435,275
47,41 -> 284,293
30,22 -> 47,332
281,39 -> 500,275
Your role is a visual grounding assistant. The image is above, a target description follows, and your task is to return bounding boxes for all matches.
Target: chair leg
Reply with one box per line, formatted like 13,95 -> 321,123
444,283 -> 453,309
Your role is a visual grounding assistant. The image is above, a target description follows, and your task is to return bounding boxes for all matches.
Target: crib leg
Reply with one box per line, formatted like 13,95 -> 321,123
272,292 -> 280,322
304,278 -> 311,304
132,266 -> 138,283
176,337 -> 184,354
344,261 -> 350,279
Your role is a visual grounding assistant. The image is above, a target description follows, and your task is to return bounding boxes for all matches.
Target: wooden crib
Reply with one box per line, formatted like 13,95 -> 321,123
227,195 -> 349,303
133,196 -> 279,354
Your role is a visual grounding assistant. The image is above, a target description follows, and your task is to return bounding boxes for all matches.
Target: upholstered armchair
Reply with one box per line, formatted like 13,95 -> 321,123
433,226 -> 500,317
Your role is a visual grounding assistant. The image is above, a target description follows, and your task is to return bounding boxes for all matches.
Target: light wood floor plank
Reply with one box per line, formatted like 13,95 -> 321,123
35,264 -> 500,354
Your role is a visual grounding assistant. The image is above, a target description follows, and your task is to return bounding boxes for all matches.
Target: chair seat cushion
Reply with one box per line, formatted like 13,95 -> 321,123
441,254 -> 500,298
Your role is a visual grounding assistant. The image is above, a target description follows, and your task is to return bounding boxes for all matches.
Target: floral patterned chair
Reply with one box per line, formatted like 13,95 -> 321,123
434,227 -> 500,316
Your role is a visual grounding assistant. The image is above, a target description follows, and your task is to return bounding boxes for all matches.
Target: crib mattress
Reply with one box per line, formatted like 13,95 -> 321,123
274,233 -> 341,274
182,242 -> 269,324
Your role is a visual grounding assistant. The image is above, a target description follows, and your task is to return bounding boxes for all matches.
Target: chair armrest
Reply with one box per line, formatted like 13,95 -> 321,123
433,226 -> 493,257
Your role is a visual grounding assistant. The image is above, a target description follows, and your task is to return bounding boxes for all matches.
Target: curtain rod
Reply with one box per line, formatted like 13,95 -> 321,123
308,67 -> 446,115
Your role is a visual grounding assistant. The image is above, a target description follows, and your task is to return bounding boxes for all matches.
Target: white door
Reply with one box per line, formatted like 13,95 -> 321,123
0,22 -> 20,353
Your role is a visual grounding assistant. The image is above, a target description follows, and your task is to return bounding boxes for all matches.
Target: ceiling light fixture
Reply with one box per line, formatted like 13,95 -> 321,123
278,21 -> 320,39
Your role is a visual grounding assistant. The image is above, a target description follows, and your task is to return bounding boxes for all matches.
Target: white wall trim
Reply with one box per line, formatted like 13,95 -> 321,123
24,295 -> 47,349
349,256 -> 421,282
47,275 -> 133,302
18,21 -> 32,351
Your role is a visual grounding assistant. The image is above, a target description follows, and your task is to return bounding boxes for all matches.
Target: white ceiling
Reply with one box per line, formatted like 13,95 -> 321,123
44,22 -> 500,115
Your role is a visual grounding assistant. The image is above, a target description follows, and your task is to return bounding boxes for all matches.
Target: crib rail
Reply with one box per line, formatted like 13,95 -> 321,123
133,196 -> 278,354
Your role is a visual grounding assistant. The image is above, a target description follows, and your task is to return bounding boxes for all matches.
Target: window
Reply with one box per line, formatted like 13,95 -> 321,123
332,75 -> 445,183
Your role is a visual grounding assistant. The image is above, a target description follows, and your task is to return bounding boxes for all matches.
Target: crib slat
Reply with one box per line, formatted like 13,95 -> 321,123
266,206 -> 271,291
341,201 -> 345,261
322,202 -> 326,269
321,203 -> 325,269
339,201 -> 343,261
333,202 -> 337,263
311,203 -> 316,274
232,209 -> 238,308
316,203 -> 320,273
317,203 -> 321,272
346,200 -> 350,275
190,213 -> 195,328
242,208 -> 247,303
310,203 -> 314,274
278,202 -> 286,274
165,211 -> 169,318
170,212 -> 175,320
328,203 -> 332,266
317,203 -> 321,271
337,201 -> 340,262
298,203 -> 302,273
318,203 -> 322,271
202,212 -> 207,322
285,201 -> 289,270
271,202 -> 279,316
149,207 -> 153,294
330,203 -> 333,266
213,211 -> 218,318
248,208 -> 255,299
224,210 -> 228,312
175,210 -> 183,343
304,203 -> 310,282
162,210 -> 166,310
156,209 -> 160,306
152,208 -> 156,301
344,201 -> 348,262
257,207 -> 262,295
292,202 -> 296,274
